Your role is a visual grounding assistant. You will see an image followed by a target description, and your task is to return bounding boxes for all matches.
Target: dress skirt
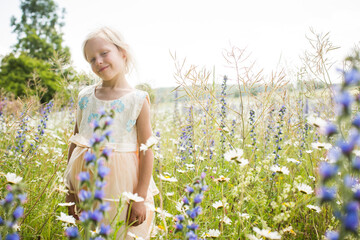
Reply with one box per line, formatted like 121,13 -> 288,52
64,134 -> 159,240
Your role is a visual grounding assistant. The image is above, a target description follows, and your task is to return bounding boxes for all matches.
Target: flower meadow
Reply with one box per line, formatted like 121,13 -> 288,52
1,43 -> 360,239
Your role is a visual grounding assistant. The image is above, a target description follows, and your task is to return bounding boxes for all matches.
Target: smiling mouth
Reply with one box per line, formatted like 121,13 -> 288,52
98,66 -> 109,73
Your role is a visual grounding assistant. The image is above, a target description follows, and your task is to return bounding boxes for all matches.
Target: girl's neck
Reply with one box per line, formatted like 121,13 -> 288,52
101,76 -> 132,89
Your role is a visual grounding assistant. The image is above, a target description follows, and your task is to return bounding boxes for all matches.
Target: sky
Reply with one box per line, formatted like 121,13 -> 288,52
0,0 -> 360,88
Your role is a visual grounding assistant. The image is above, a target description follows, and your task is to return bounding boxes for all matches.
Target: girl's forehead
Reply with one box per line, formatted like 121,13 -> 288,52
85,37 -> 115,51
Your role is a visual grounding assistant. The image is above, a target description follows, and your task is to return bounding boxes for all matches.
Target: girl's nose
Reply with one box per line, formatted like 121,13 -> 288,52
95,57 -> 103,65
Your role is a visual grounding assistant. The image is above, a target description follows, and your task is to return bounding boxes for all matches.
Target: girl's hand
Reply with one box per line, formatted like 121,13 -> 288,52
127,201 -> 146,226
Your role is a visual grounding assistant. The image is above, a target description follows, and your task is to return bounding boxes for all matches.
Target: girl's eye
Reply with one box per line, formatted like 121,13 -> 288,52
90,58 -> 95,63
101,52 -> 108,56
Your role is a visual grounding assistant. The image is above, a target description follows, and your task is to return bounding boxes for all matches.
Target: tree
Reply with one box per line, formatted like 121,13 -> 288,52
10,0 -> 70,61
0,0 -> 72,102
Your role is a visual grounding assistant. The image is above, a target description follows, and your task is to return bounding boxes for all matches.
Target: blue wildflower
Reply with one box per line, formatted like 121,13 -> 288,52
186,186 -> 194,194
99,223 -> 111,236
319,187 -> 336,203
98,163 -> 110,180
344,68 -> 360,86
325,231 -> 339,240
176,214 -> 185,222
193,194 -> 203,204
99,202 -> 111,213
183,196 -> 189,205
65,226 -> 79,239
12,206 -> 24,220
175,223 -> 184,232
94,189 -> 105,200
319,162 -> 338,181
353,156 -> 360,171
102,148 -> 112,159
84,151 -> 96,164
343,201 -> 359,232
187,223 -> 199,230
78,171 -> 90,183
79,211 -> 89,222
89,210 -> 103,223
5,233 -> 20,240
78,190 -> 92,201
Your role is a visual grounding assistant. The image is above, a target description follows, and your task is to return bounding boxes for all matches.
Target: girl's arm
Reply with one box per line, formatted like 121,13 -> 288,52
66,122 -> 79,219
134,99 -> 154,199
68,122 -> 79,163
128,99 -> 154,226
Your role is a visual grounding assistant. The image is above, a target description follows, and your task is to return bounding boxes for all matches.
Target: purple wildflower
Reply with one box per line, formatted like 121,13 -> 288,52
193,194 -> 203,204
343,201 -> 359,232
186,223 -> 199,230
325,231 -> 339,240
318,162 -> 338,181
78,171 -> 90,183
78,190 -> 92,201
5,233 -> 20,240
99,224 -> 111,236
319,187 -> 336,203
12,206 -> 24,220
65,226 -> 79,239
98,163 -> 110,180
84,151 -> 96,164
344,68 -> 360,86
94,189 -> 105,200
89,210 -> 103,223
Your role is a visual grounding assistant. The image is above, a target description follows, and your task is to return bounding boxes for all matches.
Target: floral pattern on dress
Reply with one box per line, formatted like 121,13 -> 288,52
111,99 -> 125,113
88,113 -> 99,124
126,119 -> 136,132
78,96 -> 89,110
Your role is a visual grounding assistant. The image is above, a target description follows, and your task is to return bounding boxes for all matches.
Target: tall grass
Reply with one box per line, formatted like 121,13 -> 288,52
0,30 -> 359,239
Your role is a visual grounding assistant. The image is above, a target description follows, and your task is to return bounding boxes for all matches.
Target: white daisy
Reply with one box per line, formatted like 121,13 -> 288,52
176,169 -> 187,173
127,231 -> 145,240
282,226 -> 296,235
307,204 -> 321,213
159,174 -> 178,182
214,175 -> 230,183
287,158 -> 300,164
212,200 -> 227,209
122,192 -> 144,202
309,176 -> 316,181
58,202 -> 75,207
54,185 -> 69,194
224,148 -> 244,162
246,234 -> 261,240
5,173 -> 23,184
311,142 -> 332,150
202,229 -> 221,238
222,216 -> 232,225
270,165 -> 289,175
253,227 -> 281,239
56,212 -> 76,225
140,135 -> 159,153
238,213 -> 250,219
296,183 -> 314,195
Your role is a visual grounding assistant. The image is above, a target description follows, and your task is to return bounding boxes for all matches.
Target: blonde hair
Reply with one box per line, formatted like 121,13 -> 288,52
82,26 -> 135,73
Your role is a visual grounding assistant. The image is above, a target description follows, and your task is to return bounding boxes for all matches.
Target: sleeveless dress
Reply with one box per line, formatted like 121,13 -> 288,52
64,84 -> 159,239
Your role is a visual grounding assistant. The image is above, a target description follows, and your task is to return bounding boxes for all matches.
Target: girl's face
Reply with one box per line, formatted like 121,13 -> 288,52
84,37 -> 127,81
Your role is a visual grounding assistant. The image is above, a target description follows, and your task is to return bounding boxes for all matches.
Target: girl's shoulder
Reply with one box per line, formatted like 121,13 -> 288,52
133,89 -> 150,103
78,84 -> 97,99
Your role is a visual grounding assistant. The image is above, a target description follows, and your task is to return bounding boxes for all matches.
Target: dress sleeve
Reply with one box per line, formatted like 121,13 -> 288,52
134,91 -> 150,120
75,85 -> 92,130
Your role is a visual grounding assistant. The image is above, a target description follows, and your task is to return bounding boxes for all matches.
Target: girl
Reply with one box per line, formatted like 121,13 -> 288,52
64,26 -> 158,239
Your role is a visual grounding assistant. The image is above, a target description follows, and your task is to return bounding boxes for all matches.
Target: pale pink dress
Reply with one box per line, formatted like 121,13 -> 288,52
64,84 -> 159,239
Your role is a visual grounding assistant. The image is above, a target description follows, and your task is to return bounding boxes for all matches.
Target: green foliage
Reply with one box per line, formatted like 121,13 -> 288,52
0,53 -> 60,102
0,0 -> 73,102
135,83 -> 156,103
10,0 -> 70,61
